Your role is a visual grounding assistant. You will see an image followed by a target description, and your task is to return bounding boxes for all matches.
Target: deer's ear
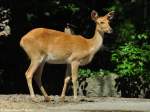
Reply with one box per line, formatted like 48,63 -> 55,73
106,11 -> 115,20
91,10 -> 99,21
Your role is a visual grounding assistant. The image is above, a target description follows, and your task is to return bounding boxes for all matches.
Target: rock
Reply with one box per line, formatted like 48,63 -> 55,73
78,73 -> 121,97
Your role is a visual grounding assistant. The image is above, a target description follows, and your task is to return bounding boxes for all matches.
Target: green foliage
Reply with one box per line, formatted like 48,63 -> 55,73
112,44 -> 141,75
78,68 -> 110,78
105,2 -> 123,12
63,3 -> 80,14
111,34 -> 150,79
106,0 -> 150,81
117,20 -> 135,40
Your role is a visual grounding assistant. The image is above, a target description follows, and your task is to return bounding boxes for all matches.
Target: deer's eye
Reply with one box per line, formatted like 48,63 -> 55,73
100,21 -> 104,24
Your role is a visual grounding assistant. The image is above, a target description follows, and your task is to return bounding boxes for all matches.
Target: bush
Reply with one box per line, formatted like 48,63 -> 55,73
78,68 -> 110,78
111,32 -> 150,80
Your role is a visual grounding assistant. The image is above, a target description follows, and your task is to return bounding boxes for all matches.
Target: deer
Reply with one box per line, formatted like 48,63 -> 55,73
20,10 -> 114,102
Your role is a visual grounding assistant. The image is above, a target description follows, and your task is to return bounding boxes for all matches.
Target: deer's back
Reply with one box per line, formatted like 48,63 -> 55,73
20,28 -> 91,63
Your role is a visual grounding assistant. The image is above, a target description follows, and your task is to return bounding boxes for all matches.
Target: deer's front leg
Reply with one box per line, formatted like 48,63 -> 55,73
61,64 -> 71,100
71,61 -> 79,99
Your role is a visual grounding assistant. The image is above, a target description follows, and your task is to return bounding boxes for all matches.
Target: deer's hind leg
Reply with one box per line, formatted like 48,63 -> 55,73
34,61 -> 50,102
25,59 -> 41,100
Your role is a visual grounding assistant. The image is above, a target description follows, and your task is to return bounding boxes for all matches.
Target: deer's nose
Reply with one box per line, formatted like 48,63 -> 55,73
108,28 -> 113,33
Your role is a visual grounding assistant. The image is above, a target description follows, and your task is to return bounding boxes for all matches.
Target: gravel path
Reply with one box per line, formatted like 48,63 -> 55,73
0,94 -> 150,112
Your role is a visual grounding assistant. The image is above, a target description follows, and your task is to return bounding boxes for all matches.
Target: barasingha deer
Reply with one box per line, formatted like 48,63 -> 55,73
20,10 -> 114,101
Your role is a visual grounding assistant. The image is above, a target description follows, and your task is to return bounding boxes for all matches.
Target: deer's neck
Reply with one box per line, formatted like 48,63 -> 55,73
89,26 -> 104,54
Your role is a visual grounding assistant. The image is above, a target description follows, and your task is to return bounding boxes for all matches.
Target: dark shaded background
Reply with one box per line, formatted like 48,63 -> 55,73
0,0 -> 149,97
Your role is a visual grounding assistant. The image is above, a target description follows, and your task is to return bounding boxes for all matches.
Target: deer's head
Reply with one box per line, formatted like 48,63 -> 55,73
91,10 -> 115,34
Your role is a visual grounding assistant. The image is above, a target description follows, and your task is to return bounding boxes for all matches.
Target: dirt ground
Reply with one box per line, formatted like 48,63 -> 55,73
0,94 -> 150,112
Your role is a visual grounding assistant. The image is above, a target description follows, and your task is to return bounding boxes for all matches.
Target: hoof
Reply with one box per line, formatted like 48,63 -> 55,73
44,96 -> 51,102
73,97 -> 79,102
60,96 -> 65,102
31,97 -> 38,103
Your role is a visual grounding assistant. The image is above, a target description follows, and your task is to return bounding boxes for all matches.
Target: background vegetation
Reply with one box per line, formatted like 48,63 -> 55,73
0,0 -> 149,98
